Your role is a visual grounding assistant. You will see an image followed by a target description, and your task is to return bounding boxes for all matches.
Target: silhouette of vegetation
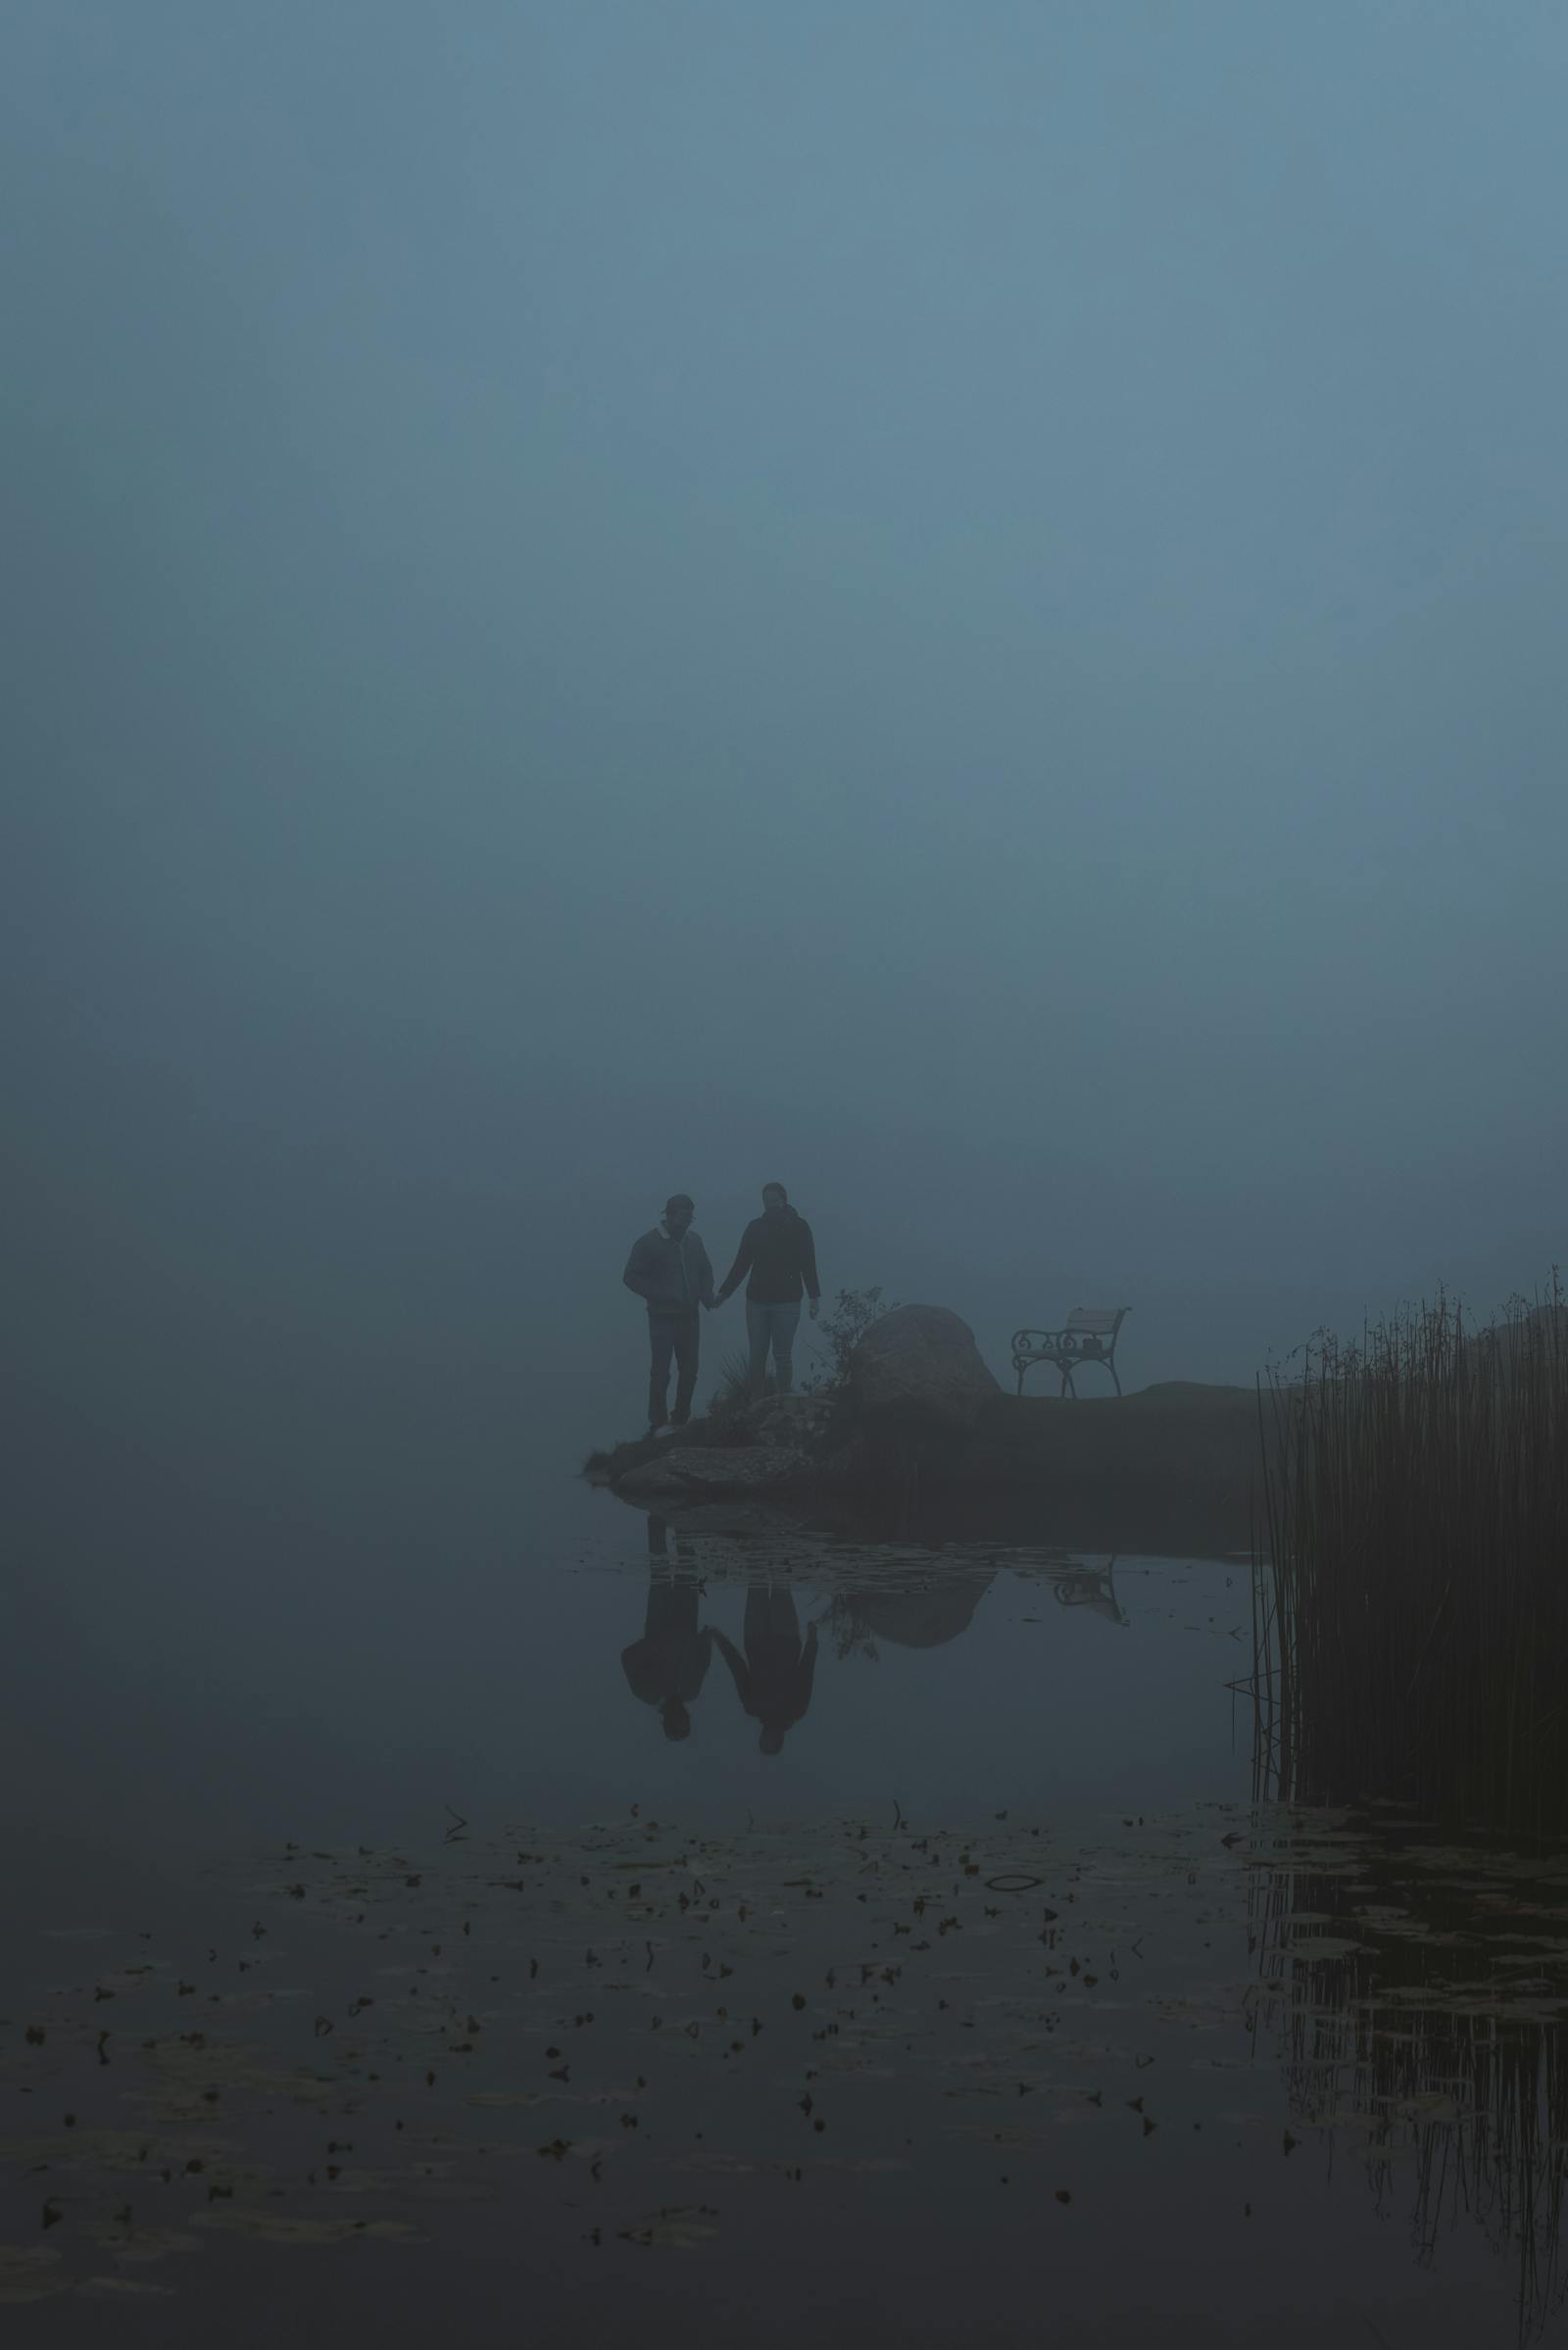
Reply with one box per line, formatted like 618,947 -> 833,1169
1254,1275 -> 1568,1836
801,1285 -> 898,1395
697,1284 -> 897,1432
704,1350 -> 774,1428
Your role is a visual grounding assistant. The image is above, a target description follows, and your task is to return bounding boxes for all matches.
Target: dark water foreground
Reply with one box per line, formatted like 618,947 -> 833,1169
5,1489 -> 1566,2346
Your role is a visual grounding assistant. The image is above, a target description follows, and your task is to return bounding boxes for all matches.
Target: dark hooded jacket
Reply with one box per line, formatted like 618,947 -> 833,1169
715,1205 -> 820,1307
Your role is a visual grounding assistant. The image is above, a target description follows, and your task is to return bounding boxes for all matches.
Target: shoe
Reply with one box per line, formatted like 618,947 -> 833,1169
649,1423 -> 676,1440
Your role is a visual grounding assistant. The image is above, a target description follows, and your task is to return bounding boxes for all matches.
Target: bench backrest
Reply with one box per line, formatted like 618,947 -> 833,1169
1066,1307 -> 1126,1339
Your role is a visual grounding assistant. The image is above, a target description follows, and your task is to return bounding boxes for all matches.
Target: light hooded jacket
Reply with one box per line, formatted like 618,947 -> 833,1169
623,1223 -> 716,1313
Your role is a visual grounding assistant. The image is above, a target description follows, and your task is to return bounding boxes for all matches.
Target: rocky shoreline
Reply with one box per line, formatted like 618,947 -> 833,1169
586,1305 -> 1271,1552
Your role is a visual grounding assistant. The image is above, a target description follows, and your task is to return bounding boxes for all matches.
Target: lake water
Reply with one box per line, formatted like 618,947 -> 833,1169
6,1426 -> 1566,2345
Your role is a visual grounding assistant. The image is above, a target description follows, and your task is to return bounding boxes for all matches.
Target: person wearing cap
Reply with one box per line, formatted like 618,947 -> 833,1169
621,1193 -> 716,1435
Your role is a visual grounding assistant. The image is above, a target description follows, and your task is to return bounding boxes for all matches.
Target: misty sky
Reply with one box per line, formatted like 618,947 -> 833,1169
6,2 -> 1567,1470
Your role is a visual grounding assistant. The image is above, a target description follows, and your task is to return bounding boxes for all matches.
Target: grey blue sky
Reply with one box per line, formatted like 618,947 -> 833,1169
6,2 -> 1567,1456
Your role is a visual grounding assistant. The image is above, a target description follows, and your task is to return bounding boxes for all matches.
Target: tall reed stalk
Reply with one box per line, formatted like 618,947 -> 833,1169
1255,1277 -> 1568,1836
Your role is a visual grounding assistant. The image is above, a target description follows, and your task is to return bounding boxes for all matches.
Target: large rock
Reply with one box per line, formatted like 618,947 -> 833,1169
612,1444 -> 813,1501
848,1305 -> 1002,1434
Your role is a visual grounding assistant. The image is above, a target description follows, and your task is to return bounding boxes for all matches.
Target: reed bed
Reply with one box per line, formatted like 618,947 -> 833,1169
1254,1279 -> 1568,1835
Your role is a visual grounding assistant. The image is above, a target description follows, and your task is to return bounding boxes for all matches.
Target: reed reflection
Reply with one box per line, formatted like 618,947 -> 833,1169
1254,1829 -> 1568,2341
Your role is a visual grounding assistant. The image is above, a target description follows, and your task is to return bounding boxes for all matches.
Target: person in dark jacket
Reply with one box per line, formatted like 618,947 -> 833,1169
622,1194 -> 716,1434
710,1582 -> 817,1755
712,1183 -> 820,1400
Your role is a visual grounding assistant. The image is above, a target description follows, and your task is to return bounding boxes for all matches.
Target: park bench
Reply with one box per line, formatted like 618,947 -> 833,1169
1010,1305 -> 1129,1397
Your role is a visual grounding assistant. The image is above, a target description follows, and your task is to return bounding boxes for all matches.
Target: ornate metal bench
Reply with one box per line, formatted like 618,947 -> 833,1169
1010,1305 -> 1129,1397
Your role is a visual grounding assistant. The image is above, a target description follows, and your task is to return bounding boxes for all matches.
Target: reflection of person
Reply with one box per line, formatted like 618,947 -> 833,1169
620,1518 -> 712,1740
711,1184 -> 821,1400
622,1194 -> 716,1435
710,1584 -> 817,1754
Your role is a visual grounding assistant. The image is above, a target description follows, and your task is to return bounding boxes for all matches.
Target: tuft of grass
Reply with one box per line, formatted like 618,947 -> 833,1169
701,1285 -> 897,1420
704,1352 -> 773,1426
1253,1274 -> 1568,1836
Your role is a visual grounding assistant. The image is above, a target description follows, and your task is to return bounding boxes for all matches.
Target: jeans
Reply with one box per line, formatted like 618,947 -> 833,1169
746,1299 -> 801,1396
648,1309 -> 701,1428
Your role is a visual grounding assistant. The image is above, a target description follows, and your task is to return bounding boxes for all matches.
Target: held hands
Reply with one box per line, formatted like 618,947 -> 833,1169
808,1297 -> 820,1321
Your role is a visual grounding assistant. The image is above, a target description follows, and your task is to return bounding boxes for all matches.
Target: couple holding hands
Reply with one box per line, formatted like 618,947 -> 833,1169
622,1183 -> 821,1436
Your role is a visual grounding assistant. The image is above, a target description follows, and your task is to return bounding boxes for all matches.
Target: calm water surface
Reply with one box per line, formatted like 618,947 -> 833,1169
5,1423 -> 1564,2346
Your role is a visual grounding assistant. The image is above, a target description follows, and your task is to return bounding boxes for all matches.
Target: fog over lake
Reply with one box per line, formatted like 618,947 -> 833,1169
5,8 -> 1567,2344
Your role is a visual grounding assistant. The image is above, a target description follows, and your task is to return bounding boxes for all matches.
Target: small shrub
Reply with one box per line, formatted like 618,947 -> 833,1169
828,1592 -> 880,1662
802,1287 -> 898,1396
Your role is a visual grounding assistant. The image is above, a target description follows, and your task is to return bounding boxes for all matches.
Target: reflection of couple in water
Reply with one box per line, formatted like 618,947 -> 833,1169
621,1517 -> 817,1752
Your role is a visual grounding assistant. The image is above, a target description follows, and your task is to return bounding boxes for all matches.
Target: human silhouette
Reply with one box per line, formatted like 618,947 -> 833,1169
622,1194 -> 716,1435
620,1517 -> 712,1740
710,1581 -> 817,1754
711,1183 -> 821,1399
